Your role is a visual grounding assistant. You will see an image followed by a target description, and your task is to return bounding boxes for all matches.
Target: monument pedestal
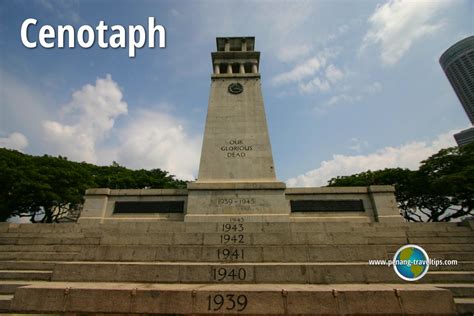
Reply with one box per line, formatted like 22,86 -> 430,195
185,181 -> 290,222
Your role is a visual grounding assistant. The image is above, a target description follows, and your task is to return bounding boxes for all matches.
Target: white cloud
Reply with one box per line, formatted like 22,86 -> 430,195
326,94 -> 363,107
349,138 -> 369,152
364,81 -> 383,94
170,8 -> 182,17
35,75 -> 199,180
272,56 -> 327,85
292,63 -> 345,94
0,132 -> 28,151
324,81 -> 382,107
362,0 -> 452,65
277,44 -> 312,62
328,23 -> 352,41
37,0 -> 81,23
0,70 -> 52,141
42,74 -> 128,163
113,110 -> 200,180
298,77 -> 331,94
287,130 -> 457,187
325,64 -> 344,83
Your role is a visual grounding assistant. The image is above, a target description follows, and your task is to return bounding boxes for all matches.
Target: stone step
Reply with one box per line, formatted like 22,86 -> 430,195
1,231 -> 471,247
80,245 -> 474,262
5,243 -> 473,257
0,270 -> 52,281
0,244 -> 83,252
425,271 -> 474,283
436,284 -> 474,298
0,237 -> 100,246
0,232 -> 87,238
99,232 -> 412,246
3,223 -> 83,233
95,221 -> 471,233
407,231 -> 474,237
78,245 -> 389,262
405,252 -> 474,262
0,257 -> 468,275
0,260 -> 56,271
0,244 -> 471,263
387,244 -> 474,252
0,281 -> 35,294
48,262 -> 474,284
386,251 -> 474,262
16,237 -> 100,245
0,251 -> 79,261
0,294 -> 12,312
3,221 -> 471,235
455,297 -> 474,315
430,261 -> 474,271
0,257 -> 469,274
407,237 -> 474,244
10,282 -> 457,315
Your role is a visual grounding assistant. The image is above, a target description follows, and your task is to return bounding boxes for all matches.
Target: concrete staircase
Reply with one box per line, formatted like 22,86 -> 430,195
0,220 -> 473,315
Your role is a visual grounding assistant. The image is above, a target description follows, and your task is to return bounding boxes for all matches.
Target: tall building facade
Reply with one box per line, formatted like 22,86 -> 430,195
439,36 -> 474,146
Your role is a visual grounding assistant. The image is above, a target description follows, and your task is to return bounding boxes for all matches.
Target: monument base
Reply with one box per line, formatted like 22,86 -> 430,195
185,181 -> 290,222
79,185 -> 402,224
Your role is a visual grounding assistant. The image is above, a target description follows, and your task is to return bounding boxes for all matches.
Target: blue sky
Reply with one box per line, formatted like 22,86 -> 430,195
0,0 -> 472,185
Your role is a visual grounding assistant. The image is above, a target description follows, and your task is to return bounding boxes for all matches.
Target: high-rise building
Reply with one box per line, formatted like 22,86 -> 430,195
454,126 -> 474,146
439,36 -> 474,146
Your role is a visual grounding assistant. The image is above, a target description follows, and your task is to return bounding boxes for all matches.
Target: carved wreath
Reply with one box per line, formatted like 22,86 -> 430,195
228,83 -> 243,94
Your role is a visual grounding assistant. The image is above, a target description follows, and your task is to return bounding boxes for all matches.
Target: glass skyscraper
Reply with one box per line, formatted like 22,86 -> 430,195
440,36 -> 474,146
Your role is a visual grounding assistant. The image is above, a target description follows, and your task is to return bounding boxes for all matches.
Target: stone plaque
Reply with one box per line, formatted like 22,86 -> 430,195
290,200 -> 364,212
113,201 -> 184,214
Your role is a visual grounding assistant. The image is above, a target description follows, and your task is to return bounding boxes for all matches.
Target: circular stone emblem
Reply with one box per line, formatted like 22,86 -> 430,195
228,83 -> 243,94
393,244 -> 430,281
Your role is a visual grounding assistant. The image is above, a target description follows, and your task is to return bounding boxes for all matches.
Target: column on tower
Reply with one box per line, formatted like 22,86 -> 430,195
252,63 -> 258,74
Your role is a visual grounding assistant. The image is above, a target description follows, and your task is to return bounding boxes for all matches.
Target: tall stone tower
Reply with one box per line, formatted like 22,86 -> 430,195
185,37 -> 290,221
197,37 -> 277,182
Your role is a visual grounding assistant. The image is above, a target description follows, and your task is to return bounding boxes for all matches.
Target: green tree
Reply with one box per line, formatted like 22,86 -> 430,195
0,148 -> 187,223
328,143 -> 474,222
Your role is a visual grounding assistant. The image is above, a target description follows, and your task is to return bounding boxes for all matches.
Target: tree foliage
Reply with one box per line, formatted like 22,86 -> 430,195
0,148 -> 187,223
328,143 -> 474,222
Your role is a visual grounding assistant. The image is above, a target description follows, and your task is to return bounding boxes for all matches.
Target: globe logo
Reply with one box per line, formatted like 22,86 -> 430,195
393,244 -> 429,281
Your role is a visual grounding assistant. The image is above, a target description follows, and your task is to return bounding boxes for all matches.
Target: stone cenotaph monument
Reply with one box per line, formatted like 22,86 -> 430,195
186,36 -> 289,222
80,37 -> 401,224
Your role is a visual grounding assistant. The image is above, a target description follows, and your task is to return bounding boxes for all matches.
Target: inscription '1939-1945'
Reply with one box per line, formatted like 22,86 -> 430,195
217,198 -> 256,206
220,139 -> 252,158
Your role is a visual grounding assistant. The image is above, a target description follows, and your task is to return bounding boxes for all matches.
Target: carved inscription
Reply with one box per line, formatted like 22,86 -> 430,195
216,222 -> 246,261
217,198 -> 256,206
217,248 -> 244,260
207,294 -> 248,312
206,221 -> 251,314
220,234 -> 244,244
221,223 -> 245,233
212,267 -> 247,281
220,139 -> 252,158
209,220 -> 250,311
